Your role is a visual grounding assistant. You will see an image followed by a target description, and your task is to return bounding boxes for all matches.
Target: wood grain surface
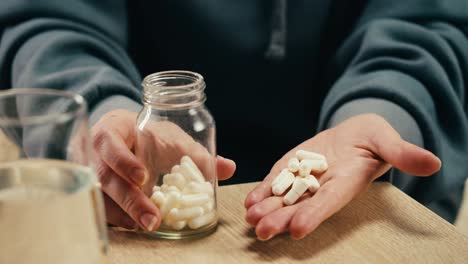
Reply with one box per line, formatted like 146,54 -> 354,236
108,182 -> 468,263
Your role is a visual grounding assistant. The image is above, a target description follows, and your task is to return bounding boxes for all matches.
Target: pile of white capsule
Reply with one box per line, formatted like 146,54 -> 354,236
151,156 -> 216,231
271,150 -> 328,205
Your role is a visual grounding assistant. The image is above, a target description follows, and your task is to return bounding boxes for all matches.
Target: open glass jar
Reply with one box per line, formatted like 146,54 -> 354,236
135,71 -> 218,239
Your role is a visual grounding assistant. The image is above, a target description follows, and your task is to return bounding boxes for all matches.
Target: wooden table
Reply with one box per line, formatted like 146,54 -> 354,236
108,182 -> 468,263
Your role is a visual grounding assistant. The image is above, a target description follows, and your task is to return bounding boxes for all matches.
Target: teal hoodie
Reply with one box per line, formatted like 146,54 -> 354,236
0,0 -> 467,222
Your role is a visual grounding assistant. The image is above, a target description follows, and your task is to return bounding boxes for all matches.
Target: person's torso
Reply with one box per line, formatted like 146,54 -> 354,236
127,0 -> 365,183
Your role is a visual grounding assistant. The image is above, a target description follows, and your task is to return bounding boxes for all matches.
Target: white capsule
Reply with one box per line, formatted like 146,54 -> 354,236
160,184 -> 169,193
163,215 -> 175,227
180,193 -> 210,208
287,157 -> 300,173
306,175 -> 320,193
151,191 -> 166,208
160,192 -> 181,218
167,185 -> 180,193
152,185 -> 161,193
171,164 -> 180,174
310,159 -> 328,173
182,181 -> 214,196
298,159 -> 313,177
299,159 -> 328,176
163,172 -> 187,190
162,219 -> 173,228
271,169 -> 290,187
162,174 -> 171,185
202,181 -> 215,196
171,220 -> 187,230
203,200 -> 215,212
182,182 -> 195,194
181,156 -> 204,176
168,206 -> 204,221
188,211 -> 217,229
272,170 -> 295,196
296,150 -> 326,161
283,177 -> 316,205
179,162 -> 205,183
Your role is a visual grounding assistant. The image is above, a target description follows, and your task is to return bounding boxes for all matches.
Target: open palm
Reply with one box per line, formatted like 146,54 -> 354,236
245,114 -> 441,240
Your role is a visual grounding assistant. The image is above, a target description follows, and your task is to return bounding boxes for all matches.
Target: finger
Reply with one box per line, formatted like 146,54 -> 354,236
370,124 -> 441,176
99,165 -> 161,231
244,164 -> 287,209
245,154 -> 295,209
93,129 -> 148,186
188,144 -> 219,180
246,196 -> 284,226
396,141 -> 441,175
255,193 -> 312,240
244,180 -> 274,209
289,177 -> 367,240
216,155 -> 236,180
103,193 -> 137,229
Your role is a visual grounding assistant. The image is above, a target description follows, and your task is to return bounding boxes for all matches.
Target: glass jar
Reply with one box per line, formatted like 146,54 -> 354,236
135,71 -> 218,239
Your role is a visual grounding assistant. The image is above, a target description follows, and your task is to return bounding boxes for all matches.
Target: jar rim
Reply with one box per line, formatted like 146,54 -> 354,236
142,71 -> 206,109
142,70 -> 204,92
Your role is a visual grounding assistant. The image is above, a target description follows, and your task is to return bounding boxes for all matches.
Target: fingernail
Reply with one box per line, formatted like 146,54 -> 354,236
135,169 -> 148,186
292,234 -> 306,240
140,213 -> 157,231
258,234 -> 273,241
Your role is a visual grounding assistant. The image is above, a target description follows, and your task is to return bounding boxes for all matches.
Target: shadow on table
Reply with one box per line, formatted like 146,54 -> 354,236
244,184 -> 442,262
108,217 -> 231,245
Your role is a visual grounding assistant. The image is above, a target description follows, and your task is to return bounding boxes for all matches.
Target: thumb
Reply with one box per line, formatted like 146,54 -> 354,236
216,155 -> 236,180
371,129 -> 441,176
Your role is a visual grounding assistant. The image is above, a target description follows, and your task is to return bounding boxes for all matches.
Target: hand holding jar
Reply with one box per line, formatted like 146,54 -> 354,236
91,71 -> 236,237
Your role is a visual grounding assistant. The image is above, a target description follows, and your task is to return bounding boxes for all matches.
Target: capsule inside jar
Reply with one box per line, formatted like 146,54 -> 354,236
151,156 -> 217,233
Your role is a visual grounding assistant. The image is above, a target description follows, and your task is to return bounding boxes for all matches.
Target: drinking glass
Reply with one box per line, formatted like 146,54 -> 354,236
0,88 -> 107,264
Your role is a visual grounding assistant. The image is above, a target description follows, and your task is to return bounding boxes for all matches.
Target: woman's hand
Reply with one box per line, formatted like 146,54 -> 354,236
245,114 -> 441,240
91,109 -> 236,231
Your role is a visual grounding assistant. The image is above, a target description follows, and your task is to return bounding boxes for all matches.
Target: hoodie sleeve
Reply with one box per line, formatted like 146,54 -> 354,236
318,0 -> 468,222
0,0 -> 143,124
